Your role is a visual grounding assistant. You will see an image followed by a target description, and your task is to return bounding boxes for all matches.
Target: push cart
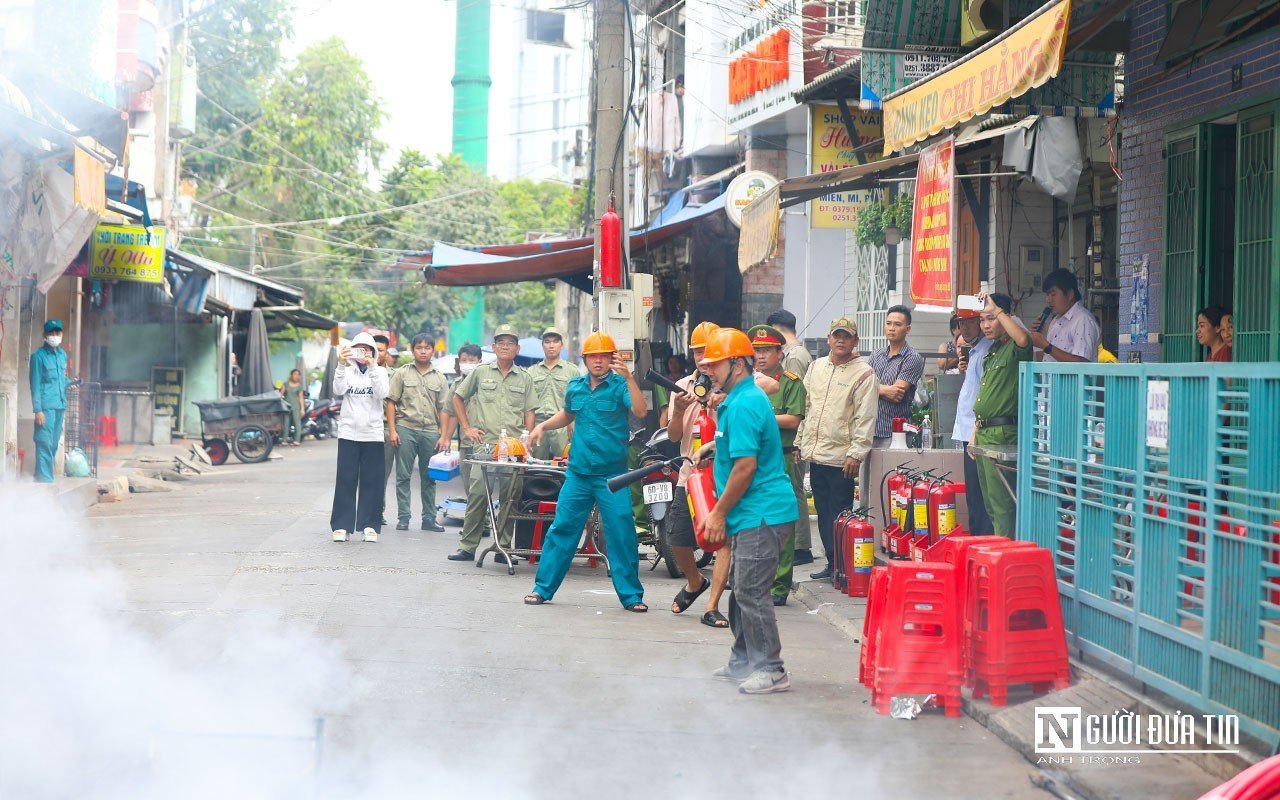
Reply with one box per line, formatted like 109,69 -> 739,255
194,392 -> 290,465
467,457 -> 611,576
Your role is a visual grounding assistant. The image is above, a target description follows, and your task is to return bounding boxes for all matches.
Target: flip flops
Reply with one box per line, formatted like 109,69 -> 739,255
524,593 -> 549,605
626,602 -> 649,613
701,610 -> 729,628
670,573 -> 711,614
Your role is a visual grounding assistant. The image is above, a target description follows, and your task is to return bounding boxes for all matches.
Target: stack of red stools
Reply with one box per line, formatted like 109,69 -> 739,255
965,545 -> 1070,706
860,535 -> 1071,715
870,561 -> 964,717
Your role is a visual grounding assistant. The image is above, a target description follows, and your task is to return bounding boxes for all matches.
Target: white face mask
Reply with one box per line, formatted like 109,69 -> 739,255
459,362 -> 478,376
45,335 -> 62,348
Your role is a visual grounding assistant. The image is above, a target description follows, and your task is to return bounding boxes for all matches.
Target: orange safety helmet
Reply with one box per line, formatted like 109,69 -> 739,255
492,435 -> 528,460
581,331 -> 618,355
689,321 -> 721,349
699,327 -> 755,365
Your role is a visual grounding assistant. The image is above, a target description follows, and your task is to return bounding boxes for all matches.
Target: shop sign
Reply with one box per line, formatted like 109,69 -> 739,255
151,366 -> 185,431
89,224 -> 165,283
726,0 -> 803,130
882,0 -> 1071,154
809,105 -> 883,228
909,137 -> 954,312
725,170 -> 779,228
1145,380 -> 1170,449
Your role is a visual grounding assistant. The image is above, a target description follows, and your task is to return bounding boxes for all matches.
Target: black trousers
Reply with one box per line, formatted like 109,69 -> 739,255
810,463 -> 857,562
960,441 -> 995,535
330,439 -> 385,533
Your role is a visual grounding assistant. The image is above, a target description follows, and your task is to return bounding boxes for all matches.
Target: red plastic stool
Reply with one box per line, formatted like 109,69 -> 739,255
528,500 -> 557,564
966,546 -> 1069,705
872,561 -> 964,717
859,566 -> 888,688
97,416 -> 119,448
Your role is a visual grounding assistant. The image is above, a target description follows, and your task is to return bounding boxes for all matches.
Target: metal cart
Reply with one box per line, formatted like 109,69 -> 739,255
467,457 -> 611,576
194,392 -> 289,465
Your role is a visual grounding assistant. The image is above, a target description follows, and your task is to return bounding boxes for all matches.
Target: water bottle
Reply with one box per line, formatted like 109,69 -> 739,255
921,415 -> 933,450
497,428 -> 510,462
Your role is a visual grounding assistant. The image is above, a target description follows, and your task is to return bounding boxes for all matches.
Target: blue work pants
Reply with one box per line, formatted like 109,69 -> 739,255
33,408 -> 64,483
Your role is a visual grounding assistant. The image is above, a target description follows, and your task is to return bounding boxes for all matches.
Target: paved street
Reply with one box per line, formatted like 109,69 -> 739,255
65,440 -> 1044,797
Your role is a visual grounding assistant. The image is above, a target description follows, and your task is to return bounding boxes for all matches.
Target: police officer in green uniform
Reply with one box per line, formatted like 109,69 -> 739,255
528,327 -> 577,460
970,291 -> 1033,537
29,319 -> 72,483
388,333 -> 452,532
747,325 -> 807,606
448,325 -> 537,563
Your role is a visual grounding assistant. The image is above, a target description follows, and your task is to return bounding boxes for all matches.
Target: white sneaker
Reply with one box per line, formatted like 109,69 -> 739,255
332,529 -> 348,542
738,669 -> 791,694
363,528 -> 378,543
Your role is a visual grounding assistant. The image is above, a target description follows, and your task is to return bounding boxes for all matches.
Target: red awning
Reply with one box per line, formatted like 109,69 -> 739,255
395,194 -> 727,288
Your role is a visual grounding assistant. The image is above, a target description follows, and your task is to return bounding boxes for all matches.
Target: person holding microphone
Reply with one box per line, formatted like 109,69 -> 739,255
523,332 -> 649,611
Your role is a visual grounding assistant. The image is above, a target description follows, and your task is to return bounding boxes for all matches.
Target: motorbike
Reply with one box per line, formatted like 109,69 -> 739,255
300,397 -> 340,441
612,428 -> 715,578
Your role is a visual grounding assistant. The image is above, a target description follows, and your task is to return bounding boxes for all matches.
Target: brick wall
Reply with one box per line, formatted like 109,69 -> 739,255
741,140 -> 788,325
1119,1 -> 1280,361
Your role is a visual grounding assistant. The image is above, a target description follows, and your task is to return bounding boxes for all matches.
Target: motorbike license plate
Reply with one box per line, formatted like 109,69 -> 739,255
643,482 -> 673,504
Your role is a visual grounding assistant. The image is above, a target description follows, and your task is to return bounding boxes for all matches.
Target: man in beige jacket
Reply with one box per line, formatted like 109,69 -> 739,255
793,317 -> 879,580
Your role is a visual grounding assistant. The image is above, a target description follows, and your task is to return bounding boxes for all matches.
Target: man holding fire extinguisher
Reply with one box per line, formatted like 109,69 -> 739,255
697,328 -> 798,694
523,332 -> 649,611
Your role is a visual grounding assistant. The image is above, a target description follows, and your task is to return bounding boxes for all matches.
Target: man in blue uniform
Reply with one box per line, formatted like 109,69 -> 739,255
29,319 -> 72,483
523,332 -> 649,611
698,328 -> 799,694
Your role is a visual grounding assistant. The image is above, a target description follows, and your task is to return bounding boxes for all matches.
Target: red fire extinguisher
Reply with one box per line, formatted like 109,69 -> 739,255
927,476 -> 966,546
599,194 -> 622,289
688,464 -> 725,552
844,510 -> 876,597
880,465 -> 913,554
912,476 -> 932,545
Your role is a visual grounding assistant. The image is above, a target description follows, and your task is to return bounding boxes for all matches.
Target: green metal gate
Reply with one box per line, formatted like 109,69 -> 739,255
1235,109 -> 1278,363
1163,133 -> 1201,363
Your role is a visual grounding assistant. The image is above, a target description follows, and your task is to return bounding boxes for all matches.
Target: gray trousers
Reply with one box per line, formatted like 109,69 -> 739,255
728,522 -> 789,675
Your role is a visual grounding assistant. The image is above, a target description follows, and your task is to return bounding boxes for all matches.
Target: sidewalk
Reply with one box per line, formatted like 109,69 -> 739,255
791,571 -> 1246,800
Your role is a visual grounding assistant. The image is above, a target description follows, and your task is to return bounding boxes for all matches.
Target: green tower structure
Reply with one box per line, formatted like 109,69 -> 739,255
449,0 -> 491,352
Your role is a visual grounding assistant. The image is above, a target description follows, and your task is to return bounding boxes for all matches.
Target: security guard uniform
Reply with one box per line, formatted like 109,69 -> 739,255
528,329 -> 577,460
29,319 -> 71,483
748,325 -> 809,601
452,329 -> 537,555
971,334 -> 1033,536
388,360 -> 449,527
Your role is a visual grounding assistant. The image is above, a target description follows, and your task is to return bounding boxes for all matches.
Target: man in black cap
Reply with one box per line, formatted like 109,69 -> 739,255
29,319 -> 72,483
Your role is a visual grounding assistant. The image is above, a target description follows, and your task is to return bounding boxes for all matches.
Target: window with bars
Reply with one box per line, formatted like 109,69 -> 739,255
823,0 -> 864,34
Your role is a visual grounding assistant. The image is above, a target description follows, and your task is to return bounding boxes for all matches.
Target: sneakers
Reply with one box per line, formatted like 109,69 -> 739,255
363,528 -> 378,543
711,665 -> 751,682
332,529 -> 348,543
738,669 -> 790,694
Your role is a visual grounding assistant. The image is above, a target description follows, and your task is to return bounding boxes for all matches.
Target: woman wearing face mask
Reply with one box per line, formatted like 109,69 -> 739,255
330,332 -> 390,543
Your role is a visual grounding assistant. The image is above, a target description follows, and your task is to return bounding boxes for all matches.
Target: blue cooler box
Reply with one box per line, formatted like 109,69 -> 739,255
428,451 -> 461,482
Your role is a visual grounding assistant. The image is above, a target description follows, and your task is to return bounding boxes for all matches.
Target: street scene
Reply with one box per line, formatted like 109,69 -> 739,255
2,0 -> 1280,797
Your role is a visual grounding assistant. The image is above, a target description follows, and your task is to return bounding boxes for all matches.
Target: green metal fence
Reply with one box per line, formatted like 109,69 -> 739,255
1017,362 -> 1280,743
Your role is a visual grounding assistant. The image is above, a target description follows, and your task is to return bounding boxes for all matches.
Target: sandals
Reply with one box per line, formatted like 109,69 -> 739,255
670,573 -> 711,614
701,610 -> 729,628
524,593 -> 549,605
626,602 -> 649,613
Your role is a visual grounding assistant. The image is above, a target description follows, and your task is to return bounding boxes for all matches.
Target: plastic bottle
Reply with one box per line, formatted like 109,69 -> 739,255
497,428 -> 510,462
921,415 -> 933,450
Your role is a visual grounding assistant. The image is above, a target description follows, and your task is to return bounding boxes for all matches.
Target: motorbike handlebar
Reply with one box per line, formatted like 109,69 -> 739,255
607,456 -> 687,494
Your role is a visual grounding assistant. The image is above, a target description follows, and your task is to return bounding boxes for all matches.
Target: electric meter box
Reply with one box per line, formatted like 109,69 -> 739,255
599,289 -> 636,352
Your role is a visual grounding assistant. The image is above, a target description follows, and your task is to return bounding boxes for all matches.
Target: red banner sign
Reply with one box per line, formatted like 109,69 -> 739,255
910,137 -> 954,311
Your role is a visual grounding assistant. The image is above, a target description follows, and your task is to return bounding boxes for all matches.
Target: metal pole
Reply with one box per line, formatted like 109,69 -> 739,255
591,0 -> 629,313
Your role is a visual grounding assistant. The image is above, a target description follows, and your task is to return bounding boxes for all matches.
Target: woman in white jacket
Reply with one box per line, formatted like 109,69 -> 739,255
331,331 -> 390,542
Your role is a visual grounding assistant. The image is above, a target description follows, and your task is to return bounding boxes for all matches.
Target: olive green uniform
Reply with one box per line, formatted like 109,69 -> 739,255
529,359 -> 577,459
766,368 -> 808,599
971,336 -> 1033,537
782,340 -> 813,550
453,362 -> 537,553
388,363 -> 449,525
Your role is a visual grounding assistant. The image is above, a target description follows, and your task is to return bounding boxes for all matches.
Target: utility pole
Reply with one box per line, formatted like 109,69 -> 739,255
591,0 -> 629,310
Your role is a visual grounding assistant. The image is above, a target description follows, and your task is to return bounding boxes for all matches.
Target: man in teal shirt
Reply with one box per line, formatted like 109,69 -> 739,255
698,328 -> 798,694
524,332 -> 649,611
29,319 -> 72,483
